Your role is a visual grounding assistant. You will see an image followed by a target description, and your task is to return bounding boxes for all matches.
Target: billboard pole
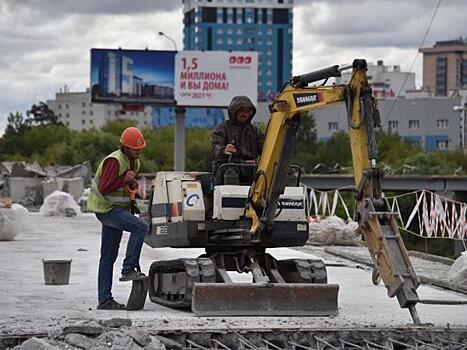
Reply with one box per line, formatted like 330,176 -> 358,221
174,105 -> 186,171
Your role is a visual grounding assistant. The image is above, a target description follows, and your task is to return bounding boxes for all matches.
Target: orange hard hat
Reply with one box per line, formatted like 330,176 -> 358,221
120,127 -> 146,149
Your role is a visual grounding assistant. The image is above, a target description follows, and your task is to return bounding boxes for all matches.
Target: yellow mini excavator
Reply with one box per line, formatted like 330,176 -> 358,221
131,59 -> 421,323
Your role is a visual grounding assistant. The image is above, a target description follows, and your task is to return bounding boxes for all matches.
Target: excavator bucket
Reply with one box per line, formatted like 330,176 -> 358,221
192,283 -> 339,316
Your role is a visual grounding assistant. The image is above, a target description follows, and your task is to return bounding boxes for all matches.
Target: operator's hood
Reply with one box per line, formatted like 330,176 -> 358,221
228,96 -> 257,125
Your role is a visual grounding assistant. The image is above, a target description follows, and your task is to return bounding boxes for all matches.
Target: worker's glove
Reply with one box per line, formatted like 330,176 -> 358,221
130,201 -> 141,215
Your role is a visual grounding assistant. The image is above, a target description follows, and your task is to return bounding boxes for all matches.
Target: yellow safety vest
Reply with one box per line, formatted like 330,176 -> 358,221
87,149 -> 140,213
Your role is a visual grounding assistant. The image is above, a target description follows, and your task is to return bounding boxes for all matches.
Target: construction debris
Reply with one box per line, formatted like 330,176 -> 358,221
1,161 -> 47,178
0,161 -> 90,208
45,161 -> 92,186
8,325 -> 467,350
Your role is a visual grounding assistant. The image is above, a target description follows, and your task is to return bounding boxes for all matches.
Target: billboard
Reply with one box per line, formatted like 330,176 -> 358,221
175,51 -> 258,107
90,49 -> 176,105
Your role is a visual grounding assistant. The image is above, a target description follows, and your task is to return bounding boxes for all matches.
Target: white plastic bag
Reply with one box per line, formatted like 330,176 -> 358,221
39,190 -> 81,217
308,216 -> 360,245
448,252 -> 467,289
0,204 -> 29,240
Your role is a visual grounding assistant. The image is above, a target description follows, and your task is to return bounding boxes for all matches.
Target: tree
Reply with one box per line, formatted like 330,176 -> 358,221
291,112 -> 319,172
101,119 -> 136,136
5,111 -> 30,135
0,112 -> 31,160
26,102 -> 60,126
185,128 -> 212,172
315,131 -> 352,168
402,152 -> 458,175
376,130 -> 421,169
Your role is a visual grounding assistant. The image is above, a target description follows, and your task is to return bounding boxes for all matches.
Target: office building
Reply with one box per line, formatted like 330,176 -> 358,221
419,38 -> 467,96
182,0 -> 293,102
46,90 -> 152,131
312,96 -> 464,151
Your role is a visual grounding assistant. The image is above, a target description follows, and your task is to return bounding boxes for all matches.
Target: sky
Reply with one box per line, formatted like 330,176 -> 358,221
1,0 -> 466,134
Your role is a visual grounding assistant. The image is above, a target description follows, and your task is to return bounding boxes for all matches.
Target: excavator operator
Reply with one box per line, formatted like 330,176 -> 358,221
212,95 -> 265,185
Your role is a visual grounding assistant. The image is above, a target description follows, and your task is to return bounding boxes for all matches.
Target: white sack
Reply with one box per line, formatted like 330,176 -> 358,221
39,190 -> 81,217
448,252 -> 467,289
308,216 -> 360,245
0,204 -> 29,240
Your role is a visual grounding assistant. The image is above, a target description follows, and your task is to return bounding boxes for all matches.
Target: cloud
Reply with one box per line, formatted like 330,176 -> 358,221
2,0 -> 179,16
1,0 -> 466,133
0,4 -> 183,127
292,0 -> 467,86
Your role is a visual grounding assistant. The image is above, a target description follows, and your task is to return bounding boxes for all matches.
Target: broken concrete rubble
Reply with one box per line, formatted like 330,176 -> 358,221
128,330 -> 152,347
10,325 -> 467,350
57,177 -> 84,201
41,179 -> 59,199
17,337 -> 58,350
10,162 -> 47,178
45,161 -> 92,187
64,333 -> 97,349
0,161 -> 89,208
99,318 -> 132,328
4,177 -> 43,206
62,323 -> 103,336
0,161 -> 46,178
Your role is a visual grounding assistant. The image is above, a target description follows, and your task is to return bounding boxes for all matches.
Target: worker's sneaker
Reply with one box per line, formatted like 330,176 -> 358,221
119,269 -> 146,282
97,298 -> 125,310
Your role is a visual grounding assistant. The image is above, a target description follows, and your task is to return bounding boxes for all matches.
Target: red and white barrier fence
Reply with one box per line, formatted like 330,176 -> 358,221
304,186 -> 467,241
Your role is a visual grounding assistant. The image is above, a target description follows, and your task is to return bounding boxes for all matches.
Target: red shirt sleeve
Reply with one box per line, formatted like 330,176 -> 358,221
98,158 -> 126,194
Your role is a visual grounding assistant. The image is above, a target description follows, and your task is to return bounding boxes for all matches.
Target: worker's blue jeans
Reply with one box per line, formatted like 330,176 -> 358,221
95,206 -> 149,305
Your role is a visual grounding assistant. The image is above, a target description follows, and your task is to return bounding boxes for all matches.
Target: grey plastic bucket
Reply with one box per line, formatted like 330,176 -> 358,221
42,259 -> 72,285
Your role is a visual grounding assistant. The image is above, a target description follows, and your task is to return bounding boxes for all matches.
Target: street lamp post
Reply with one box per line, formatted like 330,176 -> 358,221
157,31 -> 185,170
158,31 -> 178,51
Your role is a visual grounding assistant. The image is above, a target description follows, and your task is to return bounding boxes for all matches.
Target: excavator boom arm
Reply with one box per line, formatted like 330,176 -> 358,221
246,59 -> 421,323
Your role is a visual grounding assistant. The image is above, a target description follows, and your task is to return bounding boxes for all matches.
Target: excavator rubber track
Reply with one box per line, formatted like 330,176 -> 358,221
148,256 -> 339,316
148,258 -> 216,308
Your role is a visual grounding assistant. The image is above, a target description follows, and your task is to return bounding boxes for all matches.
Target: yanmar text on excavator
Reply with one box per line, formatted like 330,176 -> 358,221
131,59 -> 421,323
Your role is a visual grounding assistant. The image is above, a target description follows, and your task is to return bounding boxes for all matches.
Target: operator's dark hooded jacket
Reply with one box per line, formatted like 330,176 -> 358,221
212,96 -> 265,173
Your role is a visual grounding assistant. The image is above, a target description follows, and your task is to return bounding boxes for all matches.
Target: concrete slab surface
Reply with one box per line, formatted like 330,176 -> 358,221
1,213 -> 467,335
320,245 -> 467,294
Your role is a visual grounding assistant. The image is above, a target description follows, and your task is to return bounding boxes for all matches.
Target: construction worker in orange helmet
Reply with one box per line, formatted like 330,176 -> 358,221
87,126 -> 148,310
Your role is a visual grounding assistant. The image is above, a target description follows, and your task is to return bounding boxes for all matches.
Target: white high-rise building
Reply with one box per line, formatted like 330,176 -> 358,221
46,90 -> 152,131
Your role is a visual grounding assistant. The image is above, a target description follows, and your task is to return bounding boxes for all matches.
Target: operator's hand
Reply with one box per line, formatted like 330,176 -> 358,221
224,143 -> 237,156
123,170 -> 137,184
244,159 -> 257,165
